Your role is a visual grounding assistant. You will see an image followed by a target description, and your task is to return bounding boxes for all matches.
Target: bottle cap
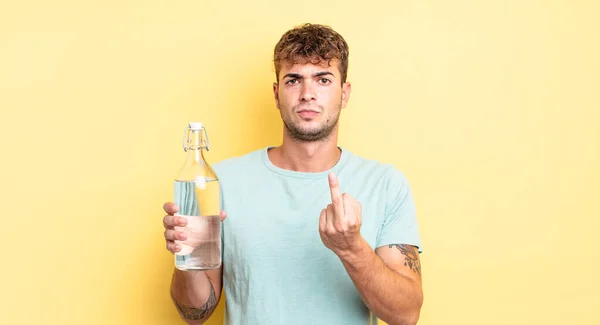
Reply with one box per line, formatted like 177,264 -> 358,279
188,122 -> 203,130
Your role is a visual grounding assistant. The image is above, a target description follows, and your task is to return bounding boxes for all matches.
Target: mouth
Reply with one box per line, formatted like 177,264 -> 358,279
296,108 -> 320,119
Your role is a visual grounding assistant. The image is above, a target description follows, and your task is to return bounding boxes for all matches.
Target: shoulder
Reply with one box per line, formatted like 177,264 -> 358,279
211,147 -> 265,177
342,149 -> 413,209
343,149 -> 409,185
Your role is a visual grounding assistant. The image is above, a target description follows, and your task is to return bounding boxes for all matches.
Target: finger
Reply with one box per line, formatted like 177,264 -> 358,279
319,208 -> 326,233
357,199 -> 362,224
326,204 -> 337,232
342,193 -> 361,227
163,214 -> 188,228
328,172 -> 345,216
164,229 -> 187,241
219,210 -> 227,222
328,172 -> 342,201
166,241 -> 182,253
163,202 -> 179,215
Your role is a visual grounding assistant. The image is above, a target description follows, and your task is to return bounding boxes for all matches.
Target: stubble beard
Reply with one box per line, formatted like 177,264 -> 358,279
280,105 -> 341,142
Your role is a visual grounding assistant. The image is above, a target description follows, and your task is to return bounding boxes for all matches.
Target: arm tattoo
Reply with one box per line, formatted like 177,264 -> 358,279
389,244 -> 422,276
171,280 -> 217,321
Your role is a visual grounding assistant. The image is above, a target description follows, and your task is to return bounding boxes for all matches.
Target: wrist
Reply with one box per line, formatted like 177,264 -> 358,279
335,236 -> 370,263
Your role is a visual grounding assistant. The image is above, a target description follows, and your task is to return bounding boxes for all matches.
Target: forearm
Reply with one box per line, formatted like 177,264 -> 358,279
338,238 -> 423,325
170,269 -> 218,325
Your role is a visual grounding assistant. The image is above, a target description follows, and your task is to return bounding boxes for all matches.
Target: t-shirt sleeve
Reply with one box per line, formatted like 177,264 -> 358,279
219,176 -> 225,261
375,167 -> 423,253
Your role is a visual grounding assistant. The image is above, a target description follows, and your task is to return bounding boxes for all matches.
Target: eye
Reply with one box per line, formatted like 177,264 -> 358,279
285,79 -> 299,85
318,78 -> 331,85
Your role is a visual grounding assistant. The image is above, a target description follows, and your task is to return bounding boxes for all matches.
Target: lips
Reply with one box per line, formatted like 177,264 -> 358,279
296,108 -> 320,113
297,110 -> 319,118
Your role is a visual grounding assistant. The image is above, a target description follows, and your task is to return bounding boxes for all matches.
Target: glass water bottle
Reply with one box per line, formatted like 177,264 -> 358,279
173,122 -> 221,271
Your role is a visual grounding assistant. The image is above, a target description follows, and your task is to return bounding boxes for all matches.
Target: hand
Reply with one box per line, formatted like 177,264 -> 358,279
318,173 -> 363,256
162,202 -> 226,254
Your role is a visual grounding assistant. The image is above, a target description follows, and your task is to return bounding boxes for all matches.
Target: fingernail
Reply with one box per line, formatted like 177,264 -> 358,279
329,173 -> 337,183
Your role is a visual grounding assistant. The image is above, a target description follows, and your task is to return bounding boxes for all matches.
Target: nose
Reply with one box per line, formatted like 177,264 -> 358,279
300,82 -> 316,102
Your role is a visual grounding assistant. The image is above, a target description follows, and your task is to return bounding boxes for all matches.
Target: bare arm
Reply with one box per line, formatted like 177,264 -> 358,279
337,240 -> 423,325
163,202 -> 226,325
319,173 -> 423,325
170,267 -> 223,324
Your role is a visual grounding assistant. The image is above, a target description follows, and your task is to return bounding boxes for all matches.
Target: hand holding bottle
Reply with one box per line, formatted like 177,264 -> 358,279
163,202 -> 227,254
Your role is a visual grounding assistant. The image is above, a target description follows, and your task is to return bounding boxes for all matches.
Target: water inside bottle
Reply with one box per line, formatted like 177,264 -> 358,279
173,178 -> 221,270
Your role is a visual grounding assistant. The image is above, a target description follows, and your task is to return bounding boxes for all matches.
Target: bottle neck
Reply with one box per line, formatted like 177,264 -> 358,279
185,130 -> 207,162
176,125 -> 215,182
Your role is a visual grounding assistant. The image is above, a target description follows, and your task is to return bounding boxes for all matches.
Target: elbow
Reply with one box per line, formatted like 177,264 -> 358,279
180,317 -> 205,325
178,315 -> 203,325
401,310 -> 421,325
388,311 -> 420,325
390,297 -> 423,325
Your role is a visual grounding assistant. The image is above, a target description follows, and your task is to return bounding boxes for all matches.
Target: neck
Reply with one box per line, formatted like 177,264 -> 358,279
268,128 -> 341,173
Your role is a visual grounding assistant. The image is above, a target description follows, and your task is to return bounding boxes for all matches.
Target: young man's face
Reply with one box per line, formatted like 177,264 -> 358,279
273,59 -> 351,142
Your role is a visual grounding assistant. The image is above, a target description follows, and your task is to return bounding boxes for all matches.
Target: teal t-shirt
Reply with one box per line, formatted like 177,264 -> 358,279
212,147 -> 422,325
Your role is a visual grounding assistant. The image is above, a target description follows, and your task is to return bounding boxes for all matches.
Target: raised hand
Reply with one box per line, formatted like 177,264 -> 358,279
318,172 -> 363,255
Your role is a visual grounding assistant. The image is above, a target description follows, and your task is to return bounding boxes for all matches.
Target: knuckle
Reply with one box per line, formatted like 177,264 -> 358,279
325,225 -> 335,235
333,223 -> 343,233
178,216 -> 188,226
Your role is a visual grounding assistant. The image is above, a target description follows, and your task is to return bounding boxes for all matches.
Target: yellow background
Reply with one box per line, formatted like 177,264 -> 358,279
1,1 -> 598,324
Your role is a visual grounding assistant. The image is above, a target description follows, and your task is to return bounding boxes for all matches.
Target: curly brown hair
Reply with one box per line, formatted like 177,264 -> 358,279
273,23 -> 349,85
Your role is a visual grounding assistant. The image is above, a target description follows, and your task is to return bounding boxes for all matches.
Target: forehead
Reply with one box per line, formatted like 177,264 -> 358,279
279,59 -> 340,77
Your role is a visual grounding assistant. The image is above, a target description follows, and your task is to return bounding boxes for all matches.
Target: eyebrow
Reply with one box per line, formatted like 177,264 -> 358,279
283,71 -> 335,79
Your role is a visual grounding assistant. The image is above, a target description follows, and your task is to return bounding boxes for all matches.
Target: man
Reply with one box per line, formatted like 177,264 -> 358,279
162,23 -> 423,325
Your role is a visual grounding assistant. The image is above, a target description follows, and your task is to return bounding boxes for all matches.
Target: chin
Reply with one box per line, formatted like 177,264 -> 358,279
298,123 -> 324,132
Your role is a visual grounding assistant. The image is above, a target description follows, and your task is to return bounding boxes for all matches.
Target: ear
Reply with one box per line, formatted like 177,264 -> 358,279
341,82 -> 351,109
273,82 -> 280,109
